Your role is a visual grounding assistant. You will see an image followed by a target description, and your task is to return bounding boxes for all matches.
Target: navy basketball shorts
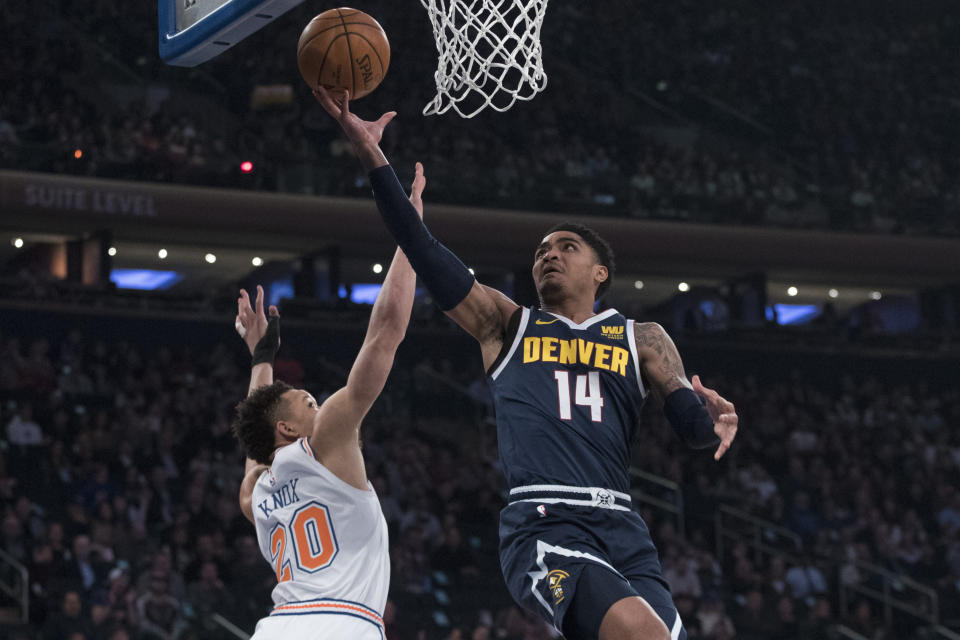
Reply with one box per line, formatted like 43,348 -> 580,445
499,488 -> 685,640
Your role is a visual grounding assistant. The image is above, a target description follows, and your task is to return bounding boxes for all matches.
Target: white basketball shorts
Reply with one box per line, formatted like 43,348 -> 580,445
251,600 -> 385,640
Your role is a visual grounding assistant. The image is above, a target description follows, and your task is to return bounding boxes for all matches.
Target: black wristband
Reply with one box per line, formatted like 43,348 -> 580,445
252,316 -> 280,367
663,387 -> 720,449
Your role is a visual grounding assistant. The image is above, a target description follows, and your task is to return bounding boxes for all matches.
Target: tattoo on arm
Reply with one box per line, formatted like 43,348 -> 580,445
634,322 -> 687,402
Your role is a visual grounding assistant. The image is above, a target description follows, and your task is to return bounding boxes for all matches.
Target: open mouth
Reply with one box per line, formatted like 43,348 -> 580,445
542,265 -> 561,277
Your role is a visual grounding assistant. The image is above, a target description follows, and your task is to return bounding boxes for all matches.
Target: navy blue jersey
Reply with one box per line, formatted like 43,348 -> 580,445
488,307 -> 647,494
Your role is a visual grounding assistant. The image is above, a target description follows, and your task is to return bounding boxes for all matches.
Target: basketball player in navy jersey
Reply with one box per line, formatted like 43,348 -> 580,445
316,88 -> 738,640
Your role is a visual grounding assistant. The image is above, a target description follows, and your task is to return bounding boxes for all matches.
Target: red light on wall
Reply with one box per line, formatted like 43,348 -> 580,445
240,161 -> 254,173
74,149 -> 83,159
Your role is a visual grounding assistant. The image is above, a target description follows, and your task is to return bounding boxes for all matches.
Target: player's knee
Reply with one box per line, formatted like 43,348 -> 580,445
599,597 -> 670,640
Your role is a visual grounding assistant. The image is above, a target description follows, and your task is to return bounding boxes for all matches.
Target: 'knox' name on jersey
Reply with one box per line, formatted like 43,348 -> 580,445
522,336 -> 630,377
257,478 -> 301,518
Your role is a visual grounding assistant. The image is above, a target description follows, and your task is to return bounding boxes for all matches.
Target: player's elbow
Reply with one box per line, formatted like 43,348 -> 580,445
239,493 -> 255,524
342,383 -> 384,422
367,323 -> 406,351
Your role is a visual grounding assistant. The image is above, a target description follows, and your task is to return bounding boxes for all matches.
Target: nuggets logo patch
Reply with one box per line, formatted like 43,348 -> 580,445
547,569 -> 570,604
595,489 -> 613,507
600,325 -> 624,340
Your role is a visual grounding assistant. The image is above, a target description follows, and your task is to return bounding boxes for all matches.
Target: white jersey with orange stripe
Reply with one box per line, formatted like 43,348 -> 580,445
251,438 -> 390,624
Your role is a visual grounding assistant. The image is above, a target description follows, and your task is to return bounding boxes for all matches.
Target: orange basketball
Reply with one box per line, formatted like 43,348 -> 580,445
296,8 -> 390,100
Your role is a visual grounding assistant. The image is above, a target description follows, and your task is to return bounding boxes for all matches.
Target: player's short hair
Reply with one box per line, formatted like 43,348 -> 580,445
546,222 -> 616,300
232,381 -> 293,464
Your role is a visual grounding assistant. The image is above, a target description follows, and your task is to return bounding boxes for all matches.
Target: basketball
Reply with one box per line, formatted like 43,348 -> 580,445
296,8 -> 390,100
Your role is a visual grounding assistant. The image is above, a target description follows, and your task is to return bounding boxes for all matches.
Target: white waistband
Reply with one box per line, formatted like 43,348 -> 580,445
509,484 -> 631,500
508,484 -> 632,511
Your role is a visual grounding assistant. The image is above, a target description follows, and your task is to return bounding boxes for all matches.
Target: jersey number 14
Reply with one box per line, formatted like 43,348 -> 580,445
554,371 -> 604,422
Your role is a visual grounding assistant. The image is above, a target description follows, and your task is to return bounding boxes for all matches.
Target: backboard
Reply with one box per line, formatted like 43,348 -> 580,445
159,0 -> 305,67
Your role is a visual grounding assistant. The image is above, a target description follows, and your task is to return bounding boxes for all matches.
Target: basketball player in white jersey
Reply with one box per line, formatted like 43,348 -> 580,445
230,164 -> 425,639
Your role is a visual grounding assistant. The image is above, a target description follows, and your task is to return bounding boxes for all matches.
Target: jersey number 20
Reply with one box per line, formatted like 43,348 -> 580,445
554,371 -> 604,422
270,501 -> 339,582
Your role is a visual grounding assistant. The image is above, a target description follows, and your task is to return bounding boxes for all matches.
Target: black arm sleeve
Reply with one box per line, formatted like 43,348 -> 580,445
368,165 -> 475,311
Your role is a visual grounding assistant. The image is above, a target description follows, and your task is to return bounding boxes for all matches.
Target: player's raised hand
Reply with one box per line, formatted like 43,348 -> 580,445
692,374 -> 738,461
236,284 -> 280,357
409,162 -> 426,219
314,86 -> 396,150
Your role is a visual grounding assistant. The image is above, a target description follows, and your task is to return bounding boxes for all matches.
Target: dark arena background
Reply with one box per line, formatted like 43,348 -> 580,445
2,0 -> 960,638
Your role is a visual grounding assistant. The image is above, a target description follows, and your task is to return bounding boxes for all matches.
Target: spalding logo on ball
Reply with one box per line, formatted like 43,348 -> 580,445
296,7 -> 391,99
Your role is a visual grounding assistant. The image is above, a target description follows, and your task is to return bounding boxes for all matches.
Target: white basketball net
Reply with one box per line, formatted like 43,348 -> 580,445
420,0 -> 550,118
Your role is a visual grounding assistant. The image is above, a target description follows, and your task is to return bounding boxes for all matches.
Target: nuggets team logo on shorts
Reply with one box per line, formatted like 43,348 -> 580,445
547,569 -> 570,604
596,489 -> 613,507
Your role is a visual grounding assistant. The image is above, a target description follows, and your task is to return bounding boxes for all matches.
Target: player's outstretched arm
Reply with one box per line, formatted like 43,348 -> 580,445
308,168 -> 423,456
634,322 -> 738,459
235,285 -> 279,522
315,89 -> 519,367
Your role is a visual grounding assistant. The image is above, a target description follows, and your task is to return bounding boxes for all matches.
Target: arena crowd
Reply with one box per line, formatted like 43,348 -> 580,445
0,298 -> 957,639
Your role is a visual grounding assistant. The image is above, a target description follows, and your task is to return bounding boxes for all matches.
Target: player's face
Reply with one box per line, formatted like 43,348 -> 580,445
278,389 -> 321,438
532,232 -> 606,303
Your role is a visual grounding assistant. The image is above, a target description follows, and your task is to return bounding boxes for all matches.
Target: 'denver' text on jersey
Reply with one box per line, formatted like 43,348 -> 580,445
521,333 -> 631,376
488,307 -> 647,494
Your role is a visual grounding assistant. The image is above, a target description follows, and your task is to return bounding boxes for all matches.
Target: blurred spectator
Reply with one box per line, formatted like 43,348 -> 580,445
67,534 -> 111,595
1,512 -> 28,564
798,596 -> 834,640
7,403 -> 43,446
134,570 -> 187,640
41,590 -> 91,640
774,596 -> 799,638
695,595 -> 736,640
845,600 -> 882,640
662,548 -> 703,600
186,561 -> 228,620
732,588 -> 780,640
